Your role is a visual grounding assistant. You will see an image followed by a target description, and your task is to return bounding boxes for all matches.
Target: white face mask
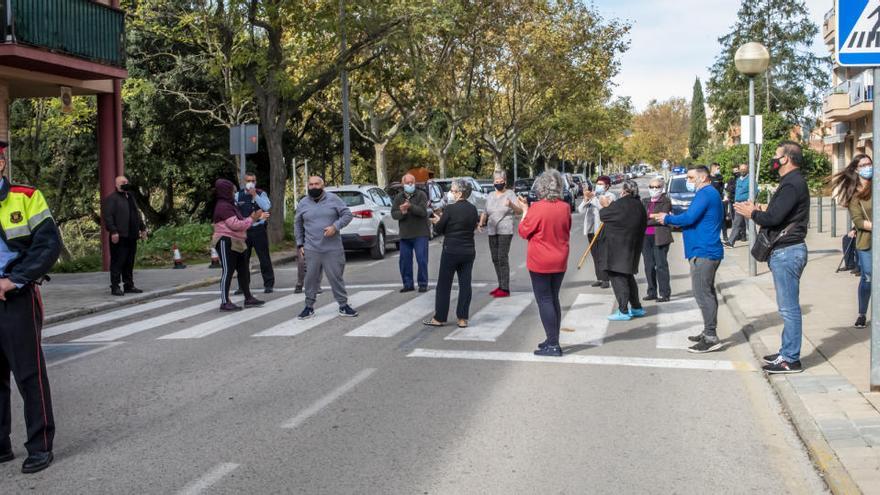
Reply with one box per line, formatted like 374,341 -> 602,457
649,188 -> 662,199
245,182 -> 256,191
447,191 -> 457,202
595,185 -> 607,194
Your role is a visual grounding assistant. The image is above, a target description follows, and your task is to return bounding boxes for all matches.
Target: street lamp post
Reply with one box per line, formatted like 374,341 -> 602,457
735,42 -> 770,277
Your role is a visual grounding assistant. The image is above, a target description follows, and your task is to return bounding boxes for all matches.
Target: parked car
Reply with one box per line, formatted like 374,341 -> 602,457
326,185 -> 400,259
385,180 -> 447,239
434,177 -> 487,213
665,174 -> 695,216
570,173 -> 589,197
477,179 -> 495,195
563,173 -> 581,199
527,175 -> 576,212
514,178 -> 535,195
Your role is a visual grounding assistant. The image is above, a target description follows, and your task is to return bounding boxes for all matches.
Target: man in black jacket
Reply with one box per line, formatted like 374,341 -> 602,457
391,173 -> 430,293
735,140 -> 810,374
102,176 -> 147,296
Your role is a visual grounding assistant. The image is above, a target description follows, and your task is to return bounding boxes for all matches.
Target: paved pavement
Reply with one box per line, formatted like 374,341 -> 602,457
0,185 -> 828,494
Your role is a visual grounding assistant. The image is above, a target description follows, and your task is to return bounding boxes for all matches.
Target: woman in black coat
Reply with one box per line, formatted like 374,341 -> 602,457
597,179 -> 648,320
642,177 -> 673,303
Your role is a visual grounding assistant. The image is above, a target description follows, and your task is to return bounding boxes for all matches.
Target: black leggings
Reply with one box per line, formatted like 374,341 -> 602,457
529,271 -> 565,346
433,251 -> 475,321
217,237 -> 252,304
607,270 -> 641,313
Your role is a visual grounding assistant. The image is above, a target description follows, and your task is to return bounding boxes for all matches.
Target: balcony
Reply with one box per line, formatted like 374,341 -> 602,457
824,74 -> 874,122
824,7 -> 835,45
0,0 -> 126,81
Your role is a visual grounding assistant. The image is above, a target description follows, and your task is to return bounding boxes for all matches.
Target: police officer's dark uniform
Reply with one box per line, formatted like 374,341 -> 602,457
0,159 -> 61,473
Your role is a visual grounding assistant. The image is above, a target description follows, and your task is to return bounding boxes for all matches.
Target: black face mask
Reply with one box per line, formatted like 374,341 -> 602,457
308,187 -> 323,199
770,157 -> 784,173
494,183 -> 505,191
120,183 -> 132,192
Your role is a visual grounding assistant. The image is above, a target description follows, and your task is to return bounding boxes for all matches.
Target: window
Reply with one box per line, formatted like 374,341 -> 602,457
376,189 -> 392,207
335,191 -> 365,207
669,178 -> 690,194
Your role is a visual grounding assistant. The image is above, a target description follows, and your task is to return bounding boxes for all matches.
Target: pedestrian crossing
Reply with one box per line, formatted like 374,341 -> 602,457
45,288 -> 711,354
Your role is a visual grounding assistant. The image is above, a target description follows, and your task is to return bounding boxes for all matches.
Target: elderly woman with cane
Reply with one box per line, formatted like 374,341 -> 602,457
518,170 -> 571,357
597,179 -> 647,321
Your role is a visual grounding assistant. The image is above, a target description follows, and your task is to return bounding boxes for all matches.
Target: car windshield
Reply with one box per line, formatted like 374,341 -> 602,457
435,181 -> 452,192
668,178 -> 690,194
334,191 -> 365,206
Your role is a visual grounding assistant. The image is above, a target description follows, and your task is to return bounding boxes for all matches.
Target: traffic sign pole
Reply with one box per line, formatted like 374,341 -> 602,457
747,76 -> 757,277
239,124 -> 246,185
872,67 -> 880,391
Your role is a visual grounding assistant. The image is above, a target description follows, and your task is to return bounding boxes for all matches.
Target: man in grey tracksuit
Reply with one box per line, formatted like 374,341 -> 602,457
294,176 -> 357,319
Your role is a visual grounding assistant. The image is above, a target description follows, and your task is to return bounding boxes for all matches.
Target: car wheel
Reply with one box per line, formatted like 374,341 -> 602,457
370,229 -> 386,260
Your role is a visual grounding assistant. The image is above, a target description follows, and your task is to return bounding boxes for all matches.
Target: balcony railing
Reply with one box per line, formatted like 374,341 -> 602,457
0,0 -> 125,68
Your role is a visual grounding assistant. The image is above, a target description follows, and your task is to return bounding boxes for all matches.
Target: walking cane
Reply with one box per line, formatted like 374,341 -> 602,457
577,222 -> 604,270
836,232 -> 857,273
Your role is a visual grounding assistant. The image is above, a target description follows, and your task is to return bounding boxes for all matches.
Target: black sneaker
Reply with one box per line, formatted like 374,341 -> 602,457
643,294 -> 657,301
418,286 -> 428,293
339,305 -> 359,317
244,297 -> 265,308
687,333 -> 703,342
687,338 -> 723,354
763,360 -> 803,374
534,345 -> 562,357
124,286 -> 144,294
294,286 -> 303,294
298,307 -> 315,320
855,315 -> 867,328
762,353 -> 780,365
110,286 -> 124,296
656,296 -> 670,303
400,287 -> 415,293
591,281 -> 603,287
537,340 -> 549,349
220,302 -> 242,312
600,281 -> 610,289
264,287 -> 274,294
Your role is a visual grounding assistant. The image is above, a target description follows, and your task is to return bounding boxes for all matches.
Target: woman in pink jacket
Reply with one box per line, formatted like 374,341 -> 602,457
213,179 -> 269,311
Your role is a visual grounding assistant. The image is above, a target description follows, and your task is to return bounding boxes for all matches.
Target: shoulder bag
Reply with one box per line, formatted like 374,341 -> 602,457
751,221 -> 799,262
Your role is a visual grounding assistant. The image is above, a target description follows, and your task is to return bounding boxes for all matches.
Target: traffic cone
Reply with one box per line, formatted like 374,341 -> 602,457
172,243 -> 187,269
209,247 -> 221,269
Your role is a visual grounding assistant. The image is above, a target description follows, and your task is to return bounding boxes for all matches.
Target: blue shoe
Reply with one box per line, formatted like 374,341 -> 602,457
338,305 -> 359,317
607,310 -> 632,321
629,308 -> 646,318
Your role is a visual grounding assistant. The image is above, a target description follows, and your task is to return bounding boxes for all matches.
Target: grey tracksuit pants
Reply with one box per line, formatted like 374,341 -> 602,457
304,249 -> 348,308
690,257 -> 721,339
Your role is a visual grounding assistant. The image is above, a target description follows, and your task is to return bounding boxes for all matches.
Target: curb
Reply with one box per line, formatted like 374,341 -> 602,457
44,254 -> 296,326
715,267 -> 862,495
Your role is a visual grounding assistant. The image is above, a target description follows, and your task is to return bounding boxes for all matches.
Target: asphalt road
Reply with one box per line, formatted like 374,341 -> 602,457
1,177 -> 828,494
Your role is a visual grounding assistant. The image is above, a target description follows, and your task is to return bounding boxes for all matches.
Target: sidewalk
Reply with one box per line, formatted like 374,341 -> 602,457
717,198 -> 880,494
41,249 -> 297,324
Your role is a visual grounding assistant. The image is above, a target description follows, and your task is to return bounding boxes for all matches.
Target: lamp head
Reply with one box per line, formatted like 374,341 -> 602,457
734,42 -> 770,76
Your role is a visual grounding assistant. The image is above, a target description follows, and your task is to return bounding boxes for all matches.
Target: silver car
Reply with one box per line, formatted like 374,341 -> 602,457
434,176 -> 487,214
325,185 -> 400,259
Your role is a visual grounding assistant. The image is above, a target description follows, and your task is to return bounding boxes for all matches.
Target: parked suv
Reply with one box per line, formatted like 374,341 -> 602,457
665,174 -> 694,216
526,175 -> 575,212
434,177 -> 487,213
385,180 -> 447,239
326,185 -> 400,259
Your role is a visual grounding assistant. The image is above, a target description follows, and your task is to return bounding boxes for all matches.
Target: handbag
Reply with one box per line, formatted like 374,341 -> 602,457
751,222 -> 799,262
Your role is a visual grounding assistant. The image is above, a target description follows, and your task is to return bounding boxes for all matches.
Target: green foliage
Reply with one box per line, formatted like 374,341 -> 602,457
53,254 -> 103,274
688,78 -> 708,160
137,223 -> 214,266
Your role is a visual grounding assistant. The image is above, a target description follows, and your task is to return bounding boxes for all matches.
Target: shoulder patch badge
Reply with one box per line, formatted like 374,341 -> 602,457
10,211 -> 22,224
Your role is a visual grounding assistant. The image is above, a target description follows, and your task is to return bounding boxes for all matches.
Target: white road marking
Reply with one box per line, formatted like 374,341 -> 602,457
408,349 -> 755,372
177,462 -> 239,495
656,298 -> 704,349
180,283 -> 487,296
44,298 -> 187,338
74,300 -> 221,342
281,368 -> 376,429
253,290 -> 391,337
559,293 -> 613,346
445,293 -> 533,342
45,342 -> 123,368
345,291 -> 438,338
158,294 -> 306,340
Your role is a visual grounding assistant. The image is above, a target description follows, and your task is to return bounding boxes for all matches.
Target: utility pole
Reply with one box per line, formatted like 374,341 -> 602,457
339,0 -> 352,185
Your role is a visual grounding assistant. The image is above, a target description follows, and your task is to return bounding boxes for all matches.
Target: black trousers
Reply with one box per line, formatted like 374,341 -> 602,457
529,271 -> 565,346
608,270 -> 641,313
109,235 -> 137,288
245,225 -> 275,289
642,235 -> 671,298
0,285 -> 54,455
217,237 -> 252,304
433,251 -> 474,322
588,233 -> 608,282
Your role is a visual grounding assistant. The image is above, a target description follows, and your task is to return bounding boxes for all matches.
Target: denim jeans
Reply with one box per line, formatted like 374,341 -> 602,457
768,243 -> 808,362
399,236 -> 429,289
857,249 -> 872,315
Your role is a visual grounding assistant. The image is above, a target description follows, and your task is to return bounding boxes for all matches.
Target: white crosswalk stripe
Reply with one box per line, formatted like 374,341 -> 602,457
559,293 -> 613,346
74,300 -> 220,342
253,290 -> 391,338
445,293 -> 533,342
655,298 -> 703,350
44,298 -> 187,338
345,291 -> 439,338
159,293 -> 306,340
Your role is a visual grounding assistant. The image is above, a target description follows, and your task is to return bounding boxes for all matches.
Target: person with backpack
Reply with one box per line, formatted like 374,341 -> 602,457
832,154 -> 873,328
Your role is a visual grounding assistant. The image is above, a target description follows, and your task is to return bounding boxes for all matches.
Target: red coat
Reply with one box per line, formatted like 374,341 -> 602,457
518,199 -> 571,273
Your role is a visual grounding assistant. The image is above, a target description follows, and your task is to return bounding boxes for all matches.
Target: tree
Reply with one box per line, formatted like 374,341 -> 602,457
623,98 -> 690,165
688,77 -> 708,160
706,0 -> 829,134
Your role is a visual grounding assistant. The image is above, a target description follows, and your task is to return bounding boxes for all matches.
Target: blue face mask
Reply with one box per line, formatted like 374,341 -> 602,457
858,166 -> 873,180
595,185 -> 606,194
685,181 -> 696,192
403,184 -> 416,194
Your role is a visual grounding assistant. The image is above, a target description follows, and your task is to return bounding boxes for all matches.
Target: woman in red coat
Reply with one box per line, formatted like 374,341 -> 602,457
517,170 -> 572,357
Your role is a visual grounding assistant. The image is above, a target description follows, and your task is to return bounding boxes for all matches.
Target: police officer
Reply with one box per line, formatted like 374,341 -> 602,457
235,171 -> 275,294
0,144 -> 61,473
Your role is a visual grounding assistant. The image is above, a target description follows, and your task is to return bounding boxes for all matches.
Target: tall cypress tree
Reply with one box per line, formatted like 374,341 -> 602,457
688,77 -> 708,160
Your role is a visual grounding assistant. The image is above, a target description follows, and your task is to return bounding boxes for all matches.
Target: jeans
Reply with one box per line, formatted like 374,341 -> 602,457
690,257 -> 721,339
489,235 -> 513,291
433,251 -> 475,322
642,235 -> 671,298
768,243 -> 808,362
607,271 -> 641,313
729,213 -> 747,245
529,271 -> 565,346
857,249 -> 872,315
399,236 -> 429,289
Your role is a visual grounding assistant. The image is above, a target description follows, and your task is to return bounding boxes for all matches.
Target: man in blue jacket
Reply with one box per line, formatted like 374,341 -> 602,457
652,165 -> 724,353
725,163 -> 750,247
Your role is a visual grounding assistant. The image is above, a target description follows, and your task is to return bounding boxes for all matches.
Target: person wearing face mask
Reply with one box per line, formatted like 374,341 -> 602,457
577,175 -> 615,289
391,173 -> 430,293
831,154 -> 873,329
102,175 -> 148,296
234,172 -> 275,294
724,163 -> 750,247
597,179 -> 647,321
294,176 -> 357,319
212,179 -> 268,311
641,178 -> 673,303
479,170 -> 522,297
735,141 -> 810,373
653,166 -> 724,353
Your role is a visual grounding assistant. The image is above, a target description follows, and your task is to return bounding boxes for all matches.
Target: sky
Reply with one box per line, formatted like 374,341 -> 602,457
590,0 -> 833,111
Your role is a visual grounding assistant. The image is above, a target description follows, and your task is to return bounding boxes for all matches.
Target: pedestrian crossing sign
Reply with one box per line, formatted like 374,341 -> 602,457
838,0 -> 880,66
